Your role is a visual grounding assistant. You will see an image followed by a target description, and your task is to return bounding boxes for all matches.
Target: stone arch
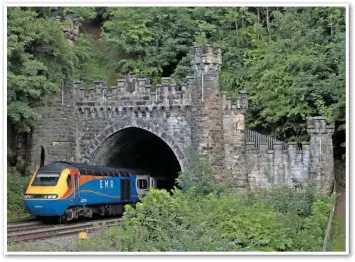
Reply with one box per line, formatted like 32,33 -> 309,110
83,119 -> 187,170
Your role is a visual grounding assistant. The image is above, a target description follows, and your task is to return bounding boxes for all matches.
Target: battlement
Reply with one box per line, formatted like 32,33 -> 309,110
222,91 -> 248,112
306,116 -> 335,135
74,76 -> 192,108
191,45 -> 222,65
245,141 -> 309,154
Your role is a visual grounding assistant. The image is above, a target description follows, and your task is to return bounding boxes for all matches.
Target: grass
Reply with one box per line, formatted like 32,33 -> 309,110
327,160 -> 347,252
327,216 -> 346,251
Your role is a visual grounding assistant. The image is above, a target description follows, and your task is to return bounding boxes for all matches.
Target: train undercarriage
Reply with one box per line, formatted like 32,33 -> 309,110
37,203 -> 134,224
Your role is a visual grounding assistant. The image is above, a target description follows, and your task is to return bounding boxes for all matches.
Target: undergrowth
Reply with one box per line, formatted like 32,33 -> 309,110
7,153 -> 335,252
7,167 -> 32,221
75,153 -> 334,252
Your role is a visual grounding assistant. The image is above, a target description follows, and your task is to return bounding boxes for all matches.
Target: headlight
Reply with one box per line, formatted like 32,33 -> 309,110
45,194 -> 58,199
24,194 -> 58,199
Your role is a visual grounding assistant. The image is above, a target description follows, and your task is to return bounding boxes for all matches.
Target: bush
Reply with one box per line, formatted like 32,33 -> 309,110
249,182 -> 326,217
176,147 -> 225,195
334,160 -> 346,188
74,155 -> 334,252
77,189 -> 236,252
76,185 -> 334,252
7,167 -> 32,221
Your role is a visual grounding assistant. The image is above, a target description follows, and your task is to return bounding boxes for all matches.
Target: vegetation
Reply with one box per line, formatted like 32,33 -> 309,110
7,7 -> 76,132
6,152 -> 336,253
72,156 -> 334,252
176,147 -> 224,195
72,188 -> 333,252
8,184 -> 335,253
78,6 -> 345,141
7,168 -> 31,221
7,6 -> 346,142
328,216 -> 346,251
327,160 -> 346,252
7,244 -> 60,252
6,6 -> 345,251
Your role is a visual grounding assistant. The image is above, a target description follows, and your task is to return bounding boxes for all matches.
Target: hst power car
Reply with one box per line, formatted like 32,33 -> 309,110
24,161 -> 167,223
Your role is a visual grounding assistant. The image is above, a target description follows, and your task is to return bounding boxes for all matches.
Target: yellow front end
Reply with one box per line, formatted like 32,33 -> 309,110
24,168 -> 71,197
24,168 -> 72,217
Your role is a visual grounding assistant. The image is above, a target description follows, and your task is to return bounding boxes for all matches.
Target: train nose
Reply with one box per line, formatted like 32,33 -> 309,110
24,200 -> 66,216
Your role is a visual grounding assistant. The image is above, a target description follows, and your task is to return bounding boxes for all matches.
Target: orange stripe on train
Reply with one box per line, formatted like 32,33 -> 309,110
79,190 -> 122,198
60,176 -> 110,199
79,175 -> 109,186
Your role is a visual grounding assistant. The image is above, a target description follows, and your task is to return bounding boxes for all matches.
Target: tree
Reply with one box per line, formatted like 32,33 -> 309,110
7,6 -> 346,144
7,7 -> 76,132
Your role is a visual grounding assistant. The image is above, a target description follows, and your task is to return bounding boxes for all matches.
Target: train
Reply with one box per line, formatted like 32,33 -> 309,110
23,161 -> 167,223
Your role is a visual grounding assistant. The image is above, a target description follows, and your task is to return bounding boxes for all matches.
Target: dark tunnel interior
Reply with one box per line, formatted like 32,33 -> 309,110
92,127 -> 181,191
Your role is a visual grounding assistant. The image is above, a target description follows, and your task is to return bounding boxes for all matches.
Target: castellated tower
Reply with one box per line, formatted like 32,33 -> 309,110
190,45 -> 225,182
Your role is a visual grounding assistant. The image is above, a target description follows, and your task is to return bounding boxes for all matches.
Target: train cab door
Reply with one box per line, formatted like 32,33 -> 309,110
69,169 -> 80,203
136,175 -> 150,197
150,177 -> 156,189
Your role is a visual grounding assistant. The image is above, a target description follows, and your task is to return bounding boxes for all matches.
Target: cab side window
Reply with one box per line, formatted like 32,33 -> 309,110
66,175 -> 72,188
138,179 -> 148,189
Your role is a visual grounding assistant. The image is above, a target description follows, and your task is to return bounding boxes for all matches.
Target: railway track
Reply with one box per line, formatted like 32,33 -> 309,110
7,221 -> 49,233
7,218 -> 121,243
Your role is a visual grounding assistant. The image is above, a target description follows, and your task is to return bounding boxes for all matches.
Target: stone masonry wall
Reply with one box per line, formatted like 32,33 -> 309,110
72,76 -> 192,169
245,142 -> 310,190
29,83 -> 76,171
222,93 -> 249,192
28,44 -> 335,195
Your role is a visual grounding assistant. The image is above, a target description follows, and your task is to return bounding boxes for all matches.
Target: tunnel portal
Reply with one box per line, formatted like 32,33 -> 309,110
91,127 -> 181,191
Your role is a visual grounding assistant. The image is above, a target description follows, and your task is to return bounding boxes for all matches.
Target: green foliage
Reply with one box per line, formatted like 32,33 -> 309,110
249,183 -> 323,217
69,7 -> 97,20
287,198 -> 334,251
101,7 -> 198,83
85,7 -> 344,140
7,7 -> 345,140
72,34 -> 118,85
76,180 -> 334,252
334,160 -> 346,188
240,7 -> 346,139
7,167 -> 31,221
7,7 -> 76,132
176,147 -> 222,195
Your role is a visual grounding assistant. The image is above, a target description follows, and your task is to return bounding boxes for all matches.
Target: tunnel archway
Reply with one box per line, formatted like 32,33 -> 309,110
90,127 -> 182,191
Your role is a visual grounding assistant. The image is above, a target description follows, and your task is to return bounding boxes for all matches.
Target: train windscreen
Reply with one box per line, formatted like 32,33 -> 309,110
31,172 -> 61,186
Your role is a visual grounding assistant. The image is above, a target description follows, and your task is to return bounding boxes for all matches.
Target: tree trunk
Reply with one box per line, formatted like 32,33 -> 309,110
7,119 -> 17,167
266,7 -> 271,42
235,7 -> 238,35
